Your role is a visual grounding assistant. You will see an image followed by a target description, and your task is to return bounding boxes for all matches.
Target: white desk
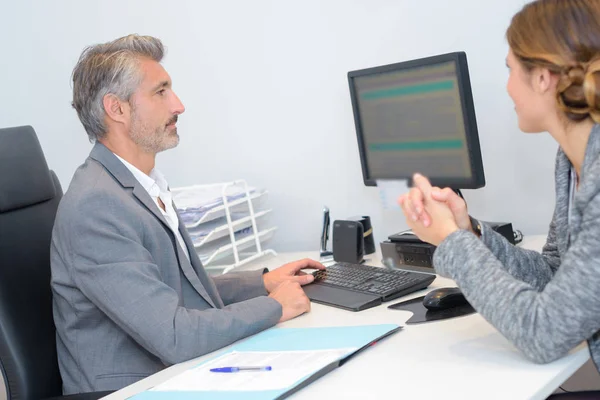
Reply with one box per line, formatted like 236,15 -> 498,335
104,235 -> 589,400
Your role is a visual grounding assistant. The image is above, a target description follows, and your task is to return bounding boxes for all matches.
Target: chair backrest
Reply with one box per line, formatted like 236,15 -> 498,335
0,126 -> 64,399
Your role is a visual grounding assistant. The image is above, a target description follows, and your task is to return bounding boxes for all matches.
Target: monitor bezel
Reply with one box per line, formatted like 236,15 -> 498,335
347,51 -> 485,189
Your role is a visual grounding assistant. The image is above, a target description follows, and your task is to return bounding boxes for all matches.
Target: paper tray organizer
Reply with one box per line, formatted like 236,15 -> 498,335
171,180 -> 277,274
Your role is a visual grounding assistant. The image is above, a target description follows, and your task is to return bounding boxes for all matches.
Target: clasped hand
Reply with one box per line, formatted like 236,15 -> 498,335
398,174 -> 474,246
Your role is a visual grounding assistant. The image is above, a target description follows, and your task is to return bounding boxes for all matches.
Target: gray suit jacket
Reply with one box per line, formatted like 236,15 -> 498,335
433,124 -> 600,371
51,143 -> 282,394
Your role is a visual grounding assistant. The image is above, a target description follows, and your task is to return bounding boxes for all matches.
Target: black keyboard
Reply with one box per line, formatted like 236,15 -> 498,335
312,262 -> 435,301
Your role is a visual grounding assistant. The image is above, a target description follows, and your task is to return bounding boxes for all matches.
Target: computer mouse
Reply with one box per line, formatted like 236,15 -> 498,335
422,287 -> 469,311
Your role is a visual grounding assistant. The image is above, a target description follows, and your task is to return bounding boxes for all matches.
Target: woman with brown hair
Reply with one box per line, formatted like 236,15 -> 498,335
399,0 -> 600,397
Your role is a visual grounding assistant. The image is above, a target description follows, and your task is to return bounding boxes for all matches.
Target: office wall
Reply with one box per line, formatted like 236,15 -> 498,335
2,2 -> 599,396
0,0 -> 557,253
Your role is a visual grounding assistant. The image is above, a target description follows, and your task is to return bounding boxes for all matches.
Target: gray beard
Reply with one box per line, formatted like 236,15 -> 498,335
129,120 -> 179,154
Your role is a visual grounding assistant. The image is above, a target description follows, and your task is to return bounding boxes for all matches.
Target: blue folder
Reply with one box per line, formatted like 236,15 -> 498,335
130,323 -> 401,400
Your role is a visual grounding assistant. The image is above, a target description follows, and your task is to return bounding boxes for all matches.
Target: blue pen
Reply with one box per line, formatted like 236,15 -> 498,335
210,366 -> 272,373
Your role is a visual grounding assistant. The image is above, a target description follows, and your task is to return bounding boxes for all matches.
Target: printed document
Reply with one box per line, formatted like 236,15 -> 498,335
151,348 -> 356,392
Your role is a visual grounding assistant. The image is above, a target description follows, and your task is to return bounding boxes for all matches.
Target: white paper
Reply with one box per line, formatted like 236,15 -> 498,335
151,348 -> 356,392
376,179 -> 410,210
173,186 -> 256,211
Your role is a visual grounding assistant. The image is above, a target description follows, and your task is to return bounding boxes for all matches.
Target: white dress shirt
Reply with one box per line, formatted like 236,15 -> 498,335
113,154 -> 190,261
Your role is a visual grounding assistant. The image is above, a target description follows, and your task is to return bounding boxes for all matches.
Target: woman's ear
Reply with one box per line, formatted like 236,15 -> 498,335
532,67 -> 555,94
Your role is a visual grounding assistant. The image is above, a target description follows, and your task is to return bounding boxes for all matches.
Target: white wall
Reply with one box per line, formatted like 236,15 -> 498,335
1,0 -> 557,253
2,0 -> 595,396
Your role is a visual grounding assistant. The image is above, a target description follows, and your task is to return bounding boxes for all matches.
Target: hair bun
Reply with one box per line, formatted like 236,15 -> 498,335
583,59 -> 600,123
568,66 -> 585,85
557,60 -> 600,123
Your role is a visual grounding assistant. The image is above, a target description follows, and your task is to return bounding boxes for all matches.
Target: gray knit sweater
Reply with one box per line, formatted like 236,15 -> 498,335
433,124 -> 600,371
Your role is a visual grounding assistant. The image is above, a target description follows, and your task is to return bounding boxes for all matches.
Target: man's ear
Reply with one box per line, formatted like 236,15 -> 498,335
103,93 -> 129,125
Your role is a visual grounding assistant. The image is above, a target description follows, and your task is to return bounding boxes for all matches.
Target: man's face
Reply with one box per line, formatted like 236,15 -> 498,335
128,58 -> 185,154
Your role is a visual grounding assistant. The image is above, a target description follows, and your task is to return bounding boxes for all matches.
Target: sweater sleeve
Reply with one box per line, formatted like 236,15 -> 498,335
474,210 -> 561,291
432,195 -> 600,363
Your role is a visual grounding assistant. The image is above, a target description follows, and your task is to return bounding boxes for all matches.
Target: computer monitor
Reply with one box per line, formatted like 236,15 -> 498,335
347,52 -> 485,189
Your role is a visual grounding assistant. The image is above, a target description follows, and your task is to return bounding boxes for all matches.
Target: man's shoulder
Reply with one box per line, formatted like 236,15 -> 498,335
58,157 -> 127,220
67,157 -> 116,196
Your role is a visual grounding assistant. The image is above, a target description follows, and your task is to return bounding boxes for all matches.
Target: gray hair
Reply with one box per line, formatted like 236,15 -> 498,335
71,34 -> 164,142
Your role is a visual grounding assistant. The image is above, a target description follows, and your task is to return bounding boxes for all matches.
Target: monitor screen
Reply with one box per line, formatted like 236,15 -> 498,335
348,52 -> 485,189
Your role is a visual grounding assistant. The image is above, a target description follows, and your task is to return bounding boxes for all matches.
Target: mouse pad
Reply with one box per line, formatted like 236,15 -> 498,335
387,296 -> 476,324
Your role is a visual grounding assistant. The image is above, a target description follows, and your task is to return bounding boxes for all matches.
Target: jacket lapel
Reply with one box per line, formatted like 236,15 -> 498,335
131,186 -> 170,229
90,143 -> 172,230
176,211 -> 224,308
173,224 -> 218,308
89,142 -> 217,307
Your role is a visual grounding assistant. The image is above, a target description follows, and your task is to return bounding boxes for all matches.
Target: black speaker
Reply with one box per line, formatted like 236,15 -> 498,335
347,215 -> 376,255
332,220 -> 364,264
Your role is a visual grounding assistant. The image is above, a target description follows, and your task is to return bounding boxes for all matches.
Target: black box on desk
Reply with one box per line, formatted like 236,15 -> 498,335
380,232 -> 436,274
381,221 -> 516,273
484,221 -> 516,244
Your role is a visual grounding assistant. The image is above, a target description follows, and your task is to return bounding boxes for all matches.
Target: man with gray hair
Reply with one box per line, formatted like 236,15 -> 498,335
51,34 -> 324,395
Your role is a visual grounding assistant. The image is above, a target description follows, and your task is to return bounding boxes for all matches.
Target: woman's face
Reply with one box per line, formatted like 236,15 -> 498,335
506,48 -> 554,133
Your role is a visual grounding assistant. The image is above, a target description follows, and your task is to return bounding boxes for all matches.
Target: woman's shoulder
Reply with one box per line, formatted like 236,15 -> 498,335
575,125 -> 600,200
579,164 -> 600,218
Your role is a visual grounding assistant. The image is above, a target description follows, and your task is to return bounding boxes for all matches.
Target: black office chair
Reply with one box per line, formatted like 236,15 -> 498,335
0,126 -> 112,400
548,391 -> 600,399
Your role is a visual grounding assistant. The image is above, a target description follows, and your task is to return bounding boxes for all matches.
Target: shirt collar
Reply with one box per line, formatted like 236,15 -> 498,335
149,168 -> 169,194
112,153 -> 167,198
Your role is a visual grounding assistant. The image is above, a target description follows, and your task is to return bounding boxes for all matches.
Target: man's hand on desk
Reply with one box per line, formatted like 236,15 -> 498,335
262,258 -> 325,293
263,258 -> 324,322
268,280 -> 311,322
